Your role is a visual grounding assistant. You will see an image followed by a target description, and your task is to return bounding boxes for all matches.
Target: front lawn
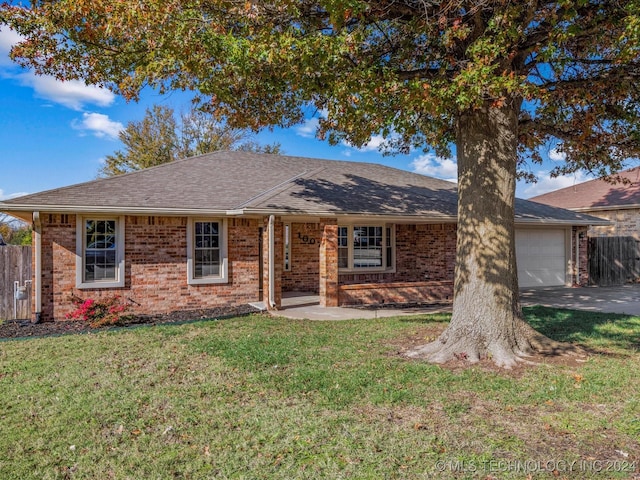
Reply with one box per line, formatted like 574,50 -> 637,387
1,307 -> 638,479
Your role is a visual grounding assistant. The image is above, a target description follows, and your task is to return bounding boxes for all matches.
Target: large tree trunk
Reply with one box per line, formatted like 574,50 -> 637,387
407,99 -> 553,368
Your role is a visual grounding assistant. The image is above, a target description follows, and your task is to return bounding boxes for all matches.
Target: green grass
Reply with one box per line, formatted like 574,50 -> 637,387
1,308 -> 639,479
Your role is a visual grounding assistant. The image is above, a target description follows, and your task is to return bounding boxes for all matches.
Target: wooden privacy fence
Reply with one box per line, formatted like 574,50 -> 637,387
0,245 -> 32,320
589,236 -> 640,286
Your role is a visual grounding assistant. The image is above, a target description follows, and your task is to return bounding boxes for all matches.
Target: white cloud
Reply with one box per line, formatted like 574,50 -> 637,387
341,133 -> 395,153
410,153 -> 458,182
72,112 -> 123,139
0,28 -> 22,67
18,74 -> 116,110
1,28 -> 116,110
295,117 -> 319,138
521,170 -> 588,198
548,147 -> 566,162
0,189 -> 29,201
357,134 -> 385,152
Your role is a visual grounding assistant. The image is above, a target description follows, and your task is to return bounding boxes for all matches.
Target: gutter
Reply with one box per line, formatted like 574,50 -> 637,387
514,217 -> 611,226
2,204 -> 610,226
33,211 -> 42,324
0,204 -> 230,217
566,203 -> 640,213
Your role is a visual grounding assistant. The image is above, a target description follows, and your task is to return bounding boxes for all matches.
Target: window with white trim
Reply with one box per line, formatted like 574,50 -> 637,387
187,218 -> 228,284
338,224 -> 395,272
76,216 -> 125,288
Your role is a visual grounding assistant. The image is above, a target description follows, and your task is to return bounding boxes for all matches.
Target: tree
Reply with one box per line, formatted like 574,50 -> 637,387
2,1 -> 639,366
99,104 -> 282,176
0,213 -> 31,245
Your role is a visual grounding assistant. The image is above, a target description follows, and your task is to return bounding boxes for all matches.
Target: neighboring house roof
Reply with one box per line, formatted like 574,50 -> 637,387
0,151 -> 607,225
530,166 -> 640,212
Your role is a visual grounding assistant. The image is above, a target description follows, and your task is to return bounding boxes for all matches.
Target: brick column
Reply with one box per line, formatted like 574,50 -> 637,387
571,226 -> 589,286
578,227 -> 589,286
319,221 -> 339,307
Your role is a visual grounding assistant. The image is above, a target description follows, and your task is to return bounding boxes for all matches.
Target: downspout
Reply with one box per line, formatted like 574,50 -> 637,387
575,231 -> 580,286
33,211 -> 42,323
268,215 -> 276,309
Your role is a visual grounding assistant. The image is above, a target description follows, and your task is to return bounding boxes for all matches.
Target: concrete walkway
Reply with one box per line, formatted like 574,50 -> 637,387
271,285 -> 640,320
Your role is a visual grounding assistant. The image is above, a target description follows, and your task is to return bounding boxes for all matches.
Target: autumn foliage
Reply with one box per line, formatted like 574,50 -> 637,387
66,295 -> 132,328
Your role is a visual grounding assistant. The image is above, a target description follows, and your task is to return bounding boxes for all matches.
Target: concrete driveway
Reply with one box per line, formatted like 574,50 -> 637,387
520,284 -> 640,316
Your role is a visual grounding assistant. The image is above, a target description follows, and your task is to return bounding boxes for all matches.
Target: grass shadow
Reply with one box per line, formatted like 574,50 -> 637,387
524,306 -> 640,355
398,306 -> 640,356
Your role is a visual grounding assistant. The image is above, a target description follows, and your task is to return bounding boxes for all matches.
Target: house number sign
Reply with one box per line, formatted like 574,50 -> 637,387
297,232 -> 316,244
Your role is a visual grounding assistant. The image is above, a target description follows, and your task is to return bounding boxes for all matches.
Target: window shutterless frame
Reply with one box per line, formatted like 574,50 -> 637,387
337,223 -> 395,273
76,215 -> 125,288
187,218 -> 228,285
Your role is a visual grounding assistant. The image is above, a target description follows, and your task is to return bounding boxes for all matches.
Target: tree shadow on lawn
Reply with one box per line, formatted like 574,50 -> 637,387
396,306 -> 639,372
523,306 -> 640,355
402,306 -> 639,354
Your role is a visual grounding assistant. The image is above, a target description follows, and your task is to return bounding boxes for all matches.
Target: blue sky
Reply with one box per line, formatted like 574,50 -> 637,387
0,27 -> 589,202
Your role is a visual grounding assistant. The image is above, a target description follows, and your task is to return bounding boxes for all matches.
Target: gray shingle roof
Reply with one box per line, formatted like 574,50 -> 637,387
530,166 -> 640,210
0,151 -> 608,225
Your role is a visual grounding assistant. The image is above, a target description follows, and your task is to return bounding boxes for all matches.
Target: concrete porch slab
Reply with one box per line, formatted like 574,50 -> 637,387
267,285 -> 640,321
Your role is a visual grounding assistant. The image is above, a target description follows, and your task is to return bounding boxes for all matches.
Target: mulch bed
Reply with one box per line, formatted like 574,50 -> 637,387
0,305 -> 260,340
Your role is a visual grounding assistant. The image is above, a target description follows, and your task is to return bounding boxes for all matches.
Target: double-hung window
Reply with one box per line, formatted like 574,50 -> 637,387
337,224 -> 395,272
187,218 -> 228,284
76,216 -> 125,288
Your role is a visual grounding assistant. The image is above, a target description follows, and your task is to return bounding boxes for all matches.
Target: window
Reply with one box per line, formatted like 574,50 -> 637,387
284,223 -> 291,271
338,226 -> 349,268
337,224 -> 395,272
76,216 -> 125,288
353,226 -> 383,268
187,218 -> 228,284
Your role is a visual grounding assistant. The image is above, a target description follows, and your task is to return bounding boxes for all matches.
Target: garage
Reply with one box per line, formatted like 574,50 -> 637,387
515,228 -> 568,287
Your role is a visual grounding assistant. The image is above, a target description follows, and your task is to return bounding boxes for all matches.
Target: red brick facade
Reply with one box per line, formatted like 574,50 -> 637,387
282,222 -> 323,293
339,280 -> 453,305
319,221 -> 339,307
338,224 -> 457,285
34,214 -> 583,321
36,214 -> 261,322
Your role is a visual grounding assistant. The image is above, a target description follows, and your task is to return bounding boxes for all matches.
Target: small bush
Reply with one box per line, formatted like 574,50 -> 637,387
66,295 -> 132,328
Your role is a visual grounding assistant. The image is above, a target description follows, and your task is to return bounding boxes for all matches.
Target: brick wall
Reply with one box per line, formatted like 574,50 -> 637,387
339,223 -> 457,285
339,280 -> 453,306
319,220 -> 339,307
39,214 -> 76,322
587,208 -> 640,239
281,222 -> 458,293
282,222 -> 322,293
36,214 -> 261,321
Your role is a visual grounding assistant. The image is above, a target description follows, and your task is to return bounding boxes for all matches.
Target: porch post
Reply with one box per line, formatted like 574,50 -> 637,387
262,216 -> 283,309
319,219 -> 339,307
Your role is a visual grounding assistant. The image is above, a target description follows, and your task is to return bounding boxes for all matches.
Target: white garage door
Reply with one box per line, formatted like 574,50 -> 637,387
516,229 -> 567,287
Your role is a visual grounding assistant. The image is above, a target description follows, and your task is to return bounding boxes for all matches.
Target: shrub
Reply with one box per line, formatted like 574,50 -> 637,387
66,295 -> 132,328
